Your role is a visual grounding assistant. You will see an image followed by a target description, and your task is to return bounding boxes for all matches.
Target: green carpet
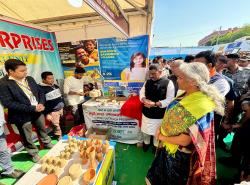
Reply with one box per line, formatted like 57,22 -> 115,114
0,136 -> 238,185
0,140 -> 58,185
114,143 -> 154,185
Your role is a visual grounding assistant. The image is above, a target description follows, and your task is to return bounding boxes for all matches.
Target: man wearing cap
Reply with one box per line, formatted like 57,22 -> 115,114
239,55 -> 250,69
64,68 -> 93,114
224,53 -> 250,99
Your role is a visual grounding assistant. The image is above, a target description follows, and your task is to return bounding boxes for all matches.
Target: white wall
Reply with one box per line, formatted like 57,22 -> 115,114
53,14 -> 148,43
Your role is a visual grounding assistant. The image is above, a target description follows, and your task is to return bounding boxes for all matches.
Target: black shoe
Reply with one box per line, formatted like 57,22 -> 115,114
1,169 -> 25,179
44,143 -> 54,149
143,143 -> 150,152
31,154 -> 41,163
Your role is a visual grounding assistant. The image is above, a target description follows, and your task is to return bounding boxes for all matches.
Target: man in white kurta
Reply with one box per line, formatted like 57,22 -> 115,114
64,68 -> 93,113
139,64 -> 175,152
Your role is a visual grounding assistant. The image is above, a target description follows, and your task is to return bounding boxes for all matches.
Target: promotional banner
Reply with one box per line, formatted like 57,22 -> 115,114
58,40 -> 101,80
83,100 -> 141,144
98,35 -> 149,93
84,0 -> 129,37
0,19 -> 63,82
224,41 -> 242,54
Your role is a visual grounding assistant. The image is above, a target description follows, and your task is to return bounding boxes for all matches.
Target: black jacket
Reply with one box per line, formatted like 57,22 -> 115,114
142,77 -> 169,119
0,76 -> 45,125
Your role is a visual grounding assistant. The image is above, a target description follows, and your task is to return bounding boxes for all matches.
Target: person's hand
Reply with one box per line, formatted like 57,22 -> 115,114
155,127 -> 161,140
155,101 -> 162,107
221,122 -> 232,130
35,104 -> 45,112
232,124 -> 241,129
143,99 -> 155,108
147,101 -> 156,107
77,92 -> 85,96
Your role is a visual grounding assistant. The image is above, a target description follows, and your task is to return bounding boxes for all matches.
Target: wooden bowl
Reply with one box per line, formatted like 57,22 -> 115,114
83,168 -> 96,185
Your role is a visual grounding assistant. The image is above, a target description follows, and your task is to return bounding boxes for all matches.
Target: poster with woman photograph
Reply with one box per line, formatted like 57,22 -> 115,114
98,35 -> 149,94
123,52 -> 147,81
98,35 -> 149,82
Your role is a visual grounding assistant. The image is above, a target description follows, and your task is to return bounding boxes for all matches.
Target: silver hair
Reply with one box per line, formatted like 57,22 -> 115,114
179,62 -> 225,115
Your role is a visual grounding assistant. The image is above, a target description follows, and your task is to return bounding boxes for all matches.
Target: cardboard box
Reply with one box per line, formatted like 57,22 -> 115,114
85,127 -> 110,140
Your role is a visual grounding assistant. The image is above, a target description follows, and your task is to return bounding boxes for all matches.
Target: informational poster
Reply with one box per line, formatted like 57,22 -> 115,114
0,19 -> 63,82
83,100 -> 141,144
98,35 -> 148,81
58,39 -> 101,80
97,35 -> 149,93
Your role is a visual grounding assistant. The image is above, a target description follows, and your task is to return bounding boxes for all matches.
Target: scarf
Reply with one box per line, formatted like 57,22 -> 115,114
160,91 -> 215,155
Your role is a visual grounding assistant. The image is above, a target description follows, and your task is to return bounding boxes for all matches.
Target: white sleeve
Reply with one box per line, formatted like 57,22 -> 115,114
139,82 -> 146,102
212,78 -> 230,97
159,80 -> 175,108
0,103 -> 5,127
63,78 -> 70,95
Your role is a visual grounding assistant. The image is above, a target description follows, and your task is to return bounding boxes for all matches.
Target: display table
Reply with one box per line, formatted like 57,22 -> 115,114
83,98 -> 141,144
15,136 -> 116,185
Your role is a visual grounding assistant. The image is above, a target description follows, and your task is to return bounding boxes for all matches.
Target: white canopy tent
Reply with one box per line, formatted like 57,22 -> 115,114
0,0 -> 154,43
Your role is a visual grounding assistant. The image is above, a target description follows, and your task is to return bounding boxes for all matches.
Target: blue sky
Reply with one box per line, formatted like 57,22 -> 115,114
152,0 -> 250,47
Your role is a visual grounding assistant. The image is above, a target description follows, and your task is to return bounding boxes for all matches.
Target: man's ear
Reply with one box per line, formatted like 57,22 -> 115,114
207,63 -> 213,69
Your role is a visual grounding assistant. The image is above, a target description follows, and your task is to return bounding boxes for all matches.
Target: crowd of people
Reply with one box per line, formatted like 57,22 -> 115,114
0,59 -> 95,183
142,51 -> 250,185
0,49 -> 249,185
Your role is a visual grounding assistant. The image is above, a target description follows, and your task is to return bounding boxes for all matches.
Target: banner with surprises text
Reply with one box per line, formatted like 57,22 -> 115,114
0,19 -> 63,82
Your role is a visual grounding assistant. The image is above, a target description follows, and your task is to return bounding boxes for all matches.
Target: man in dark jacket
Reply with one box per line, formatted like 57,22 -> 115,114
39,71 -> 64,140
0,59 -> 53,162
139,64 -> 175,152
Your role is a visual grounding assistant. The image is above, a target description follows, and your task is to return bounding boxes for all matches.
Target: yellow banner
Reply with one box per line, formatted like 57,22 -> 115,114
96,149 -> 115,185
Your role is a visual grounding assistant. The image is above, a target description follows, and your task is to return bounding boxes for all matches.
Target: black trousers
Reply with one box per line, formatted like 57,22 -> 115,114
16,114 -> 51,156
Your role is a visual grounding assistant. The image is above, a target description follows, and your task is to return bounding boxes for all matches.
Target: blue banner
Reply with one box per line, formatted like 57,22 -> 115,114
98,35 -> 149,81
0,19 -> 63,82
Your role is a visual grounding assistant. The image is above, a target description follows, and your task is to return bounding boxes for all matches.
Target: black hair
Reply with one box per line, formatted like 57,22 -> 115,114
152,56 -> 163,64
4,59 -> 26,73
83,40 -> 96,46
75,67 -> 86,74
195,50 -> 216,67
149,63 -> 162,71
216,55 -> 227,64
162,59 -> 167,64
88,83 -> 94,90
74,45 -> 85,61
130,52 -> 146,71
184,55 -> 195,63
41,71 -> 53,80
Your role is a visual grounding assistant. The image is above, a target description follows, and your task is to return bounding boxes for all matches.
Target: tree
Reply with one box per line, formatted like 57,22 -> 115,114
205,25 -> 250,45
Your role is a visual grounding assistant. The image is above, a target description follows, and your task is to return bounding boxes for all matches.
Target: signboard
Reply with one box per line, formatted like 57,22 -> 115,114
97,35 -> 148,93
84,0 -> 129,37
98,35 -> 148,81
0,19 -> 63,82
83,100 -> 141,144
